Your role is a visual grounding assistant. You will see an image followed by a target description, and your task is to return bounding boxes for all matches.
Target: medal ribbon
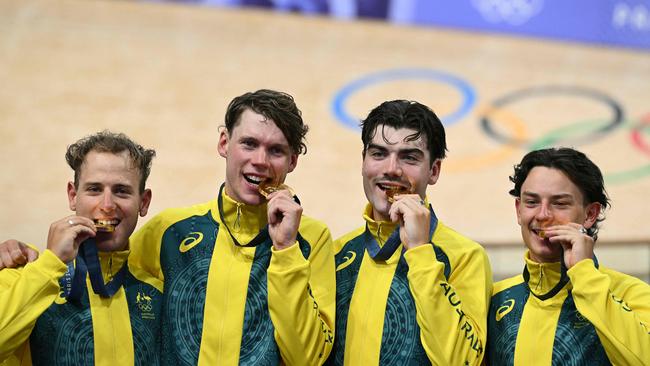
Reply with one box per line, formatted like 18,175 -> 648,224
364,205 -> 438,261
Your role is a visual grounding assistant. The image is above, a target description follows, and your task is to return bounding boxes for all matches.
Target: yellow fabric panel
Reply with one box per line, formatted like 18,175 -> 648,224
513,292 -> 564,365
344,247 -> 401,365
405,223 -> 492,366
0,249 -> 66,364
343,209 -> 400,366
569,259 -> 650,365
87,250 -> 134,366
268,215 -> 336,366
197,229 -> 255,365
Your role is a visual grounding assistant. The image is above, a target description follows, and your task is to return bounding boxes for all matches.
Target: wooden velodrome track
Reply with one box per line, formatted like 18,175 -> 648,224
1,0 -> 649,279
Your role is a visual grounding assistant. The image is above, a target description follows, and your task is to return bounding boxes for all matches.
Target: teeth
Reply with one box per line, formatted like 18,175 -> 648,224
245,175 -> 264,184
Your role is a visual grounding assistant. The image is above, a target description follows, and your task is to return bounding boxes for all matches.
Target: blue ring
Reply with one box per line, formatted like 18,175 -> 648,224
331,68 -> 477,130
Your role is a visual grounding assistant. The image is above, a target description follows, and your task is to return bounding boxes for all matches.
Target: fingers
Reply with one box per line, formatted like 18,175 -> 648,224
389,195 -> 430,249
266,190 -> 301,224
266,189 -> 302,249
0,249 -> 13,270
47,215 -> 97,263
25,247 -> 39,262
388,194 -> 428,223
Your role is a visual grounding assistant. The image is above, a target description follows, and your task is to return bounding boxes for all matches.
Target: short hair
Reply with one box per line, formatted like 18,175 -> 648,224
509,147 -> 610,239
65,130 -> 156,193
224,89 -> 308,155
361,100 -> 447,165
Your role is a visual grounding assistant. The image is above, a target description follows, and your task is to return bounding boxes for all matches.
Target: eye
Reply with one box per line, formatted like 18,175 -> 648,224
114,186 -> 133,197
524,199 -> 538,206
269,146 -> 287,157
241,138 -> 257,149
369,149 -> 386,158
402,155 -> 419,163
86,185 -> 102,194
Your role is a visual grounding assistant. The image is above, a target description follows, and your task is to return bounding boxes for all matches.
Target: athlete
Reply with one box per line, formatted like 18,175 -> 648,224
487,147 -> 650,365
127,89 -> 335,365
0,131 -> 161,365
328,100 -> 492,365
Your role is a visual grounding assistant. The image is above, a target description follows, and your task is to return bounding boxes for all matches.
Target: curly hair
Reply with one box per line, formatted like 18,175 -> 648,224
224,89 -> 308,155
361,100 -> 447,166
65,130 -> 156,193
509,147 -> 610,239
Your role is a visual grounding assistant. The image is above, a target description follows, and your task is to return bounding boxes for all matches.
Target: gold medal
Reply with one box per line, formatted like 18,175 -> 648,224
258,180 -> 295,198
386,186 -> 412,203
94,219 -> 116,232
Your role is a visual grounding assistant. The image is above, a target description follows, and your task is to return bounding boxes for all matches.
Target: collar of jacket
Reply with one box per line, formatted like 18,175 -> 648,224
218,188 -> 269,237
523,251 -> 572,298
98,249 -> 129,282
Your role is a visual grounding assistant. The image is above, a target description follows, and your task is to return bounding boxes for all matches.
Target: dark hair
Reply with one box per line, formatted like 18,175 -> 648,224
65,130 -> 156,193
509,147 -> 610,238
224,89 -> 308,155
361,100 -> 447,165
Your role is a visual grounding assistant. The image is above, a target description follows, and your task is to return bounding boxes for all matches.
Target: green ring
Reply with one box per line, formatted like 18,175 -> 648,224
527,119 -> 650,185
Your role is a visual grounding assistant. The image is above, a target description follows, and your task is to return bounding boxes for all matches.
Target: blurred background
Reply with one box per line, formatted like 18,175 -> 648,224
1,0 -> 649,281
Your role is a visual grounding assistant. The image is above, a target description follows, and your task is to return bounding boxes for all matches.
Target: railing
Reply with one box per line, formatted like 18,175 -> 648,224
483,239 -> 650,283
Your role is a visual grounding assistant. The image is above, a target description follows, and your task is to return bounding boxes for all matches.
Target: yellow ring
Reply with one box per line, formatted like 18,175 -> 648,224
445,105 -> 528,173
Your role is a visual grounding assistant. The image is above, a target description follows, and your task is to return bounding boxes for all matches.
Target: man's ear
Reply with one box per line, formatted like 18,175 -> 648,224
427,159 -> 442,185
139,189 -> 152,217
287,154 -> 298,173
515,198 -> 522,226
583,202 -> 602,229
217,130 -> 229,158
67,182 -> 77,211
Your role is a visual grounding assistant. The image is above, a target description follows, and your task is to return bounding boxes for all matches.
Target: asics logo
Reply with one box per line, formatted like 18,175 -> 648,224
179,232 -> 203,253
496,299 -> 515,321
336,251 -> 357,271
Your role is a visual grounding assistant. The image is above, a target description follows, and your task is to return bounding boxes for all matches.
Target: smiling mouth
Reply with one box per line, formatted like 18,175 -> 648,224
530,228 -> 544,238
94,219 -> 119,233
244,174 -> 267,186
377,183 -> 412,202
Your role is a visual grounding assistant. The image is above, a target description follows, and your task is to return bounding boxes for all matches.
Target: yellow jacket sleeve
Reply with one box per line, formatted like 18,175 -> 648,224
569,259 -> 650,365
128,213 -> 168,293
404,243 -> 492,366
267,225 -> 336,366
0,250 -> 67,361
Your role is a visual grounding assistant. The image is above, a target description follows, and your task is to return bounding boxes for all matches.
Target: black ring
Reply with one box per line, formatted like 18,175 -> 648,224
480,85 -> 624,147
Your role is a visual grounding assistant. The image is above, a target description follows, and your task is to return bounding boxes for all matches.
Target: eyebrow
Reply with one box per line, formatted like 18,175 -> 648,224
367,143 -> 424,155
522,191 -> 574,200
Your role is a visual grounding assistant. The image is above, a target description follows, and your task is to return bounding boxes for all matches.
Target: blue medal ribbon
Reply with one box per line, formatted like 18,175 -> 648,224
364,205 -> 438,261
60,238 -> 128,301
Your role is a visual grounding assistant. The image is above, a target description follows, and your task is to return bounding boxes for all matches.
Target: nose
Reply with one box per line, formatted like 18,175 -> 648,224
385,155 -> 402,177
251,148 -> 269,167
535,202 -> 552,222
100,191 -> 116,213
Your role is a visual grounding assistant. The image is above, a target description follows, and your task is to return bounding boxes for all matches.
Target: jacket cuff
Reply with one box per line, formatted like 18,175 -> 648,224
270,242 -> 306,270
567,258 -> 597,284
404,244 -> 437,267
31,249 -> 69,279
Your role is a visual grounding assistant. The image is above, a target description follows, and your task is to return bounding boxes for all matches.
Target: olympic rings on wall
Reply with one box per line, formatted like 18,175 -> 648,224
331,68 -> 476,130
331,69 -> 649,183
480,85 -> 624,147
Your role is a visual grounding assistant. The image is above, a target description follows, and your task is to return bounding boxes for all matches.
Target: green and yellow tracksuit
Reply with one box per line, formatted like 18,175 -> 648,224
329,204 -> 492,365
128,189 -> 336,366
487,251 -> 650,365
0,249 -> 162,366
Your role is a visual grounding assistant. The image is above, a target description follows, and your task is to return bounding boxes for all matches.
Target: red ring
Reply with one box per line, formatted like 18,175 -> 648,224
630,113 -> 650,156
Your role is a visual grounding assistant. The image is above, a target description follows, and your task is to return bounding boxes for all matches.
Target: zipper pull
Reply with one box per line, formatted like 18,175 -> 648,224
234,203 -> 242,232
